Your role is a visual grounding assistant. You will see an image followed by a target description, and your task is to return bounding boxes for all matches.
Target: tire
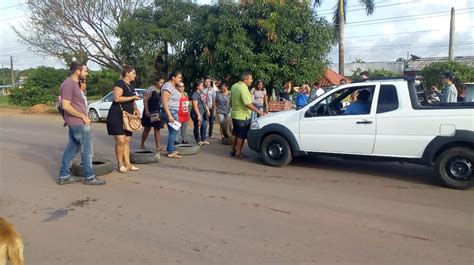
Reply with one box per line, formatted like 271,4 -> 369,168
130,149 -> 160,164
222,137 -> 231,145
88,109 -> 100,123
436,147 -> 474,189
260,134 -> 293,167
222,117 -> 233,138
72,159 -> 113,177
174,144 -> 200,155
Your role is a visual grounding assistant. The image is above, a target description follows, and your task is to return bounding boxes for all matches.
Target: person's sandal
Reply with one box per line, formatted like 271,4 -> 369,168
167,152 -> 182,159
235,153 -> 246,159
129,166 -> 140,171
119,166 -> 127,173
83,177 -> 106,185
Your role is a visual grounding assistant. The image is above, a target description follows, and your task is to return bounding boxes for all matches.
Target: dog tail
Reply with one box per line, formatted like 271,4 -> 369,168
7,236 -> 24,265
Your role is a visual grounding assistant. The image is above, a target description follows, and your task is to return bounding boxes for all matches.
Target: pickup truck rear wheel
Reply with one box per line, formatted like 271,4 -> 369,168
260,134 -> 293,167
436,147 -> 473,189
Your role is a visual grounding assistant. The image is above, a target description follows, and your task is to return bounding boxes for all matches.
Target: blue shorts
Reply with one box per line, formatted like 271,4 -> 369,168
232,118 -> 251,139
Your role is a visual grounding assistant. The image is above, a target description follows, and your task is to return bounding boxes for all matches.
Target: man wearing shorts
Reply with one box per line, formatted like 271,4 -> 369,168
230,72 -> 266,158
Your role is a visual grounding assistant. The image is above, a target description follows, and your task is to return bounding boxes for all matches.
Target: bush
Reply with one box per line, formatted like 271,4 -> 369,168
351,68 -> 400,80
9,86 -> 57,107
87,69 -> 121,96
8,66 -> 67,107
420,61 -> 474,88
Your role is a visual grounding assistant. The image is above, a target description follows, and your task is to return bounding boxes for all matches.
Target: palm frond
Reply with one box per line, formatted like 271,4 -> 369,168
359,0 -> 375,15
312,0 -> 324,9
332,0 -> 346,28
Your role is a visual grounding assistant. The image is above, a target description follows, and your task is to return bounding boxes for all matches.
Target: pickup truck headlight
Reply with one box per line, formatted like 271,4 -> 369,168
250,120 -> 260,130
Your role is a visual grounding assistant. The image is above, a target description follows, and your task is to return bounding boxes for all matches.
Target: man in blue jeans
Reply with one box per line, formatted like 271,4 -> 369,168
58,61 -> 105,185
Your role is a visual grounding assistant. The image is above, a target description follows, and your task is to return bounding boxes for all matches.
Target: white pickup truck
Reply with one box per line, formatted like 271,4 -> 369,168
248,78 -> 474,189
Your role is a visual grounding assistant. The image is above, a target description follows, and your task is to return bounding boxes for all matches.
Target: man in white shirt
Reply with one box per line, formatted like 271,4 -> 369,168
311,82 -> 325,99
432,72 -> 458,103
203,77 -> 217,138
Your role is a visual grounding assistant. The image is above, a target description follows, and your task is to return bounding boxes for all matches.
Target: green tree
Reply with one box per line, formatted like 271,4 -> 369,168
206,0 -> 336,89
23,66 -> 68,90
87,69 -> 121,96
420,61 -> 474,89
116,0 -> 205,84
117,0 -> 336,91
313,0 -> 376,75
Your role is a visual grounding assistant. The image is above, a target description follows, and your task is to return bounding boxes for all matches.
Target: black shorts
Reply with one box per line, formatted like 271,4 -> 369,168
232,118 -> 251,139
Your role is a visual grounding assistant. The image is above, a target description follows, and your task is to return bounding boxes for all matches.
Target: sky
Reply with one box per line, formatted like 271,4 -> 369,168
0,0 -> 472,70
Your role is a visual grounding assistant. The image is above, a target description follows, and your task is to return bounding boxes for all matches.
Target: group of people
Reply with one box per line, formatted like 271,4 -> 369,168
276,79 -> 346,108
56,62 -> 268,185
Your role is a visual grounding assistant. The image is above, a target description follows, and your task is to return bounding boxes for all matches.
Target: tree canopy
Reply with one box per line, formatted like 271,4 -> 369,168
116,0 -> 336,90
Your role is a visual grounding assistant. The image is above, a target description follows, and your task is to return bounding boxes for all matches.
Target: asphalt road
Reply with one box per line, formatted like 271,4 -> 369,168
0,110 -> 473,265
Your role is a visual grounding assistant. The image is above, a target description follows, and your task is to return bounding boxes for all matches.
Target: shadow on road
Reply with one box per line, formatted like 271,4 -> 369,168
246,153 -> 438,188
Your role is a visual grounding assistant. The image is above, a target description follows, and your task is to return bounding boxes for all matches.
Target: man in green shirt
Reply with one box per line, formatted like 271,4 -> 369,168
230,72 -> 266,158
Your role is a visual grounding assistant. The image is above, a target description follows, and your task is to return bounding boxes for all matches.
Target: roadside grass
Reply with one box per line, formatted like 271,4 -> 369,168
0,95 -> 27,109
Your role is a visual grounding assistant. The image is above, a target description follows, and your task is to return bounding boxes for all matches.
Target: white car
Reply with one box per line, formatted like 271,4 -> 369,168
248,78 -> 474,189
88,88 -> 146,122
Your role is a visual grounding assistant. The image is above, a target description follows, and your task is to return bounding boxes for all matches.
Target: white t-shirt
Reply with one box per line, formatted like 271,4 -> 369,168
316,88 -> 325,97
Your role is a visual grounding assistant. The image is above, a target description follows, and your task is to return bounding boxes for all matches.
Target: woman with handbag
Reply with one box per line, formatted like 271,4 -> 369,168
190,80 -> 211,146
161,70 -> 184,158
106,65 -> 142,173
140,77 -> 165,150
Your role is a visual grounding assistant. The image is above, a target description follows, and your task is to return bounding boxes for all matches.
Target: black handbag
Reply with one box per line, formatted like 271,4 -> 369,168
149,111 -> 160,123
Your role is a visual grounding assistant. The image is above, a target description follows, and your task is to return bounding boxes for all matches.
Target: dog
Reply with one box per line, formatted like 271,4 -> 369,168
0,217 -> 25,265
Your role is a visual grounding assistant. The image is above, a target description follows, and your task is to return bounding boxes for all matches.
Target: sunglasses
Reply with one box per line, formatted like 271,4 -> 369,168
178,85 -> 185,88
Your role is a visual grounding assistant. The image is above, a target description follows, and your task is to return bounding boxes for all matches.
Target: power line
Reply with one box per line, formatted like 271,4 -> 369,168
0,46 -> 29,53
0,15 -> 26,22
317,0 -> 421,16
345,29 -> 439,39
341,41 -> 473,51
333,42 -> 474,54
0,3 -> 21,10
348,8 -> 473,25
315,0 -> 386,13
345,9 -> 474,27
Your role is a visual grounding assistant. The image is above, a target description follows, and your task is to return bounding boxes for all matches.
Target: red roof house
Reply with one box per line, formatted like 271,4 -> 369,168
319,69 -> 351,87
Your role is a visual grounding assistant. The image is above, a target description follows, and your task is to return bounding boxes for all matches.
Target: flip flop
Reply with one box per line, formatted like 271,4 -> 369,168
119,166 -> 127,173
129,166 -> 140,171
167,153 -> 182,159
234,153 -> 246,159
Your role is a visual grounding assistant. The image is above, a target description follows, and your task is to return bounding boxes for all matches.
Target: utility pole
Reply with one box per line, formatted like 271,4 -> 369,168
1,63 -> 4,96
448,7 -> 455,61
10,56 -> 15,89
2,63 -> 5,86
338,0 -> 345,76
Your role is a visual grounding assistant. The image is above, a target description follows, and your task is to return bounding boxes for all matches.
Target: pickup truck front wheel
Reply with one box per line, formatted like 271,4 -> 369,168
260,134 -> 293,167
436,147 -> 473,189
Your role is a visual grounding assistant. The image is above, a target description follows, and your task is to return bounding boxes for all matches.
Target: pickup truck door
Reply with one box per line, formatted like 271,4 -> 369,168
299,84 -> 379,155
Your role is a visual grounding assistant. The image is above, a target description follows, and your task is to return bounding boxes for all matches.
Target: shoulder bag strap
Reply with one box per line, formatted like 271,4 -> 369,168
123,82 -> 138,111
